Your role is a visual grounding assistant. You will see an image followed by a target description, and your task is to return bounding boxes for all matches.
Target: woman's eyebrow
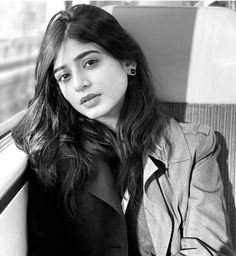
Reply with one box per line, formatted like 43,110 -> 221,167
53,65 -> 66,76
53,50 -> 101,75
73,50 -> 101,62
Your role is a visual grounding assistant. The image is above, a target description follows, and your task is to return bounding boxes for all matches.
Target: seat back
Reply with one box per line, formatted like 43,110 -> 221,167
108,6 -> 236,104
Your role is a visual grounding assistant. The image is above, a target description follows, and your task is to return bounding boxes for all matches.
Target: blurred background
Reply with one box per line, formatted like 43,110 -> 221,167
0,0 -> 235,124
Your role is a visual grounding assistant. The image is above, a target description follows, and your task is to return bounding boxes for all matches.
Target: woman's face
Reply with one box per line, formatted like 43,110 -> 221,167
54,39 -> 130,130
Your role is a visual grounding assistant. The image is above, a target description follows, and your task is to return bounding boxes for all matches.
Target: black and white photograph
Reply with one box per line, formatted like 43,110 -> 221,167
0,1 -> 235,255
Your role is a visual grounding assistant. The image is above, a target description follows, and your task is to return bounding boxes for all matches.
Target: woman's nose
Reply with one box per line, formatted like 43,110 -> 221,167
73,72 -> 90,91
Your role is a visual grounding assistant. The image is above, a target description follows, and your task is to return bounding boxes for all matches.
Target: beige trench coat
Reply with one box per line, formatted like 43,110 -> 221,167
130,119 -> 235,256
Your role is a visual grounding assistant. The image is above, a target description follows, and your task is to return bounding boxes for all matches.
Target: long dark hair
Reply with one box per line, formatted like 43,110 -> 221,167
12,4 -> 170,217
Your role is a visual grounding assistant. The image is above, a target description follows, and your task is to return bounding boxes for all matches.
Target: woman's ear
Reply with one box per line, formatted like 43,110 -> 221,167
123,61 -> 137,76
124,60 -> 137,69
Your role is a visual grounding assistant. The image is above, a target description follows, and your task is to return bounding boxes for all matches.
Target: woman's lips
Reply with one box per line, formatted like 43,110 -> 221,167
80,94 -> 100,105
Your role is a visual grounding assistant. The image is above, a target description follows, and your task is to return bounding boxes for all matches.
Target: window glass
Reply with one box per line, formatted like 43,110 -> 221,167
0,1 -> 45,123
0,0 -> 65,124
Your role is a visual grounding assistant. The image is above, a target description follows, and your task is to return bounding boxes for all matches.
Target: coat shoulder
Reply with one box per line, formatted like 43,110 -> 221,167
177,121 -> 218,163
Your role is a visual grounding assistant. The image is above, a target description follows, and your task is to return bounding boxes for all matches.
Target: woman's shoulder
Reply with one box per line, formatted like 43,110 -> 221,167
167,118 -> 218,163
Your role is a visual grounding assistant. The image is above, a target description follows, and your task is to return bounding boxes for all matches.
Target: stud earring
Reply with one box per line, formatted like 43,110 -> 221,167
128,68 -> 136,76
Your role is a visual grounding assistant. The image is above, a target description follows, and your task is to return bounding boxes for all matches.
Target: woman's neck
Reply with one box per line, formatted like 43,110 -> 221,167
97,116 -> 118,132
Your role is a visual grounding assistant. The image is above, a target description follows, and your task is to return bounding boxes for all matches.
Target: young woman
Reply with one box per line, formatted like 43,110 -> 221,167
12,4 -> 234,256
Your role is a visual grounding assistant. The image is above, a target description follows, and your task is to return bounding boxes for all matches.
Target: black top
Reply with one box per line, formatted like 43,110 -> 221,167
27,167 -> 128,256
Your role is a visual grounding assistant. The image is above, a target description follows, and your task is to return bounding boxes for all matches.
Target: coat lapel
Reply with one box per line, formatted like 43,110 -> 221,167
84,160 -> 124,219
143,155 -> 173,256
142,119 -> 192,256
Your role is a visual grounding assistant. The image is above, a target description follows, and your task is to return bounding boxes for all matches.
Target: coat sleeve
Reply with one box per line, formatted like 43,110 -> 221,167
27,170 -> 67,256
183,130 -> 235,256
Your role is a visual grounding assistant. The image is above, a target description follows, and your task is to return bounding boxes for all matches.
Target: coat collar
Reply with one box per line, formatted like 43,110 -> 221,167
144,118 -> 192,185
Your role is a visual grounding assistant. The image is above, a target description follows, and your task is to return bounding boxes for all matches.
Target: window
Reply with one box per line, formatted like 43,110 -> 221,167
0,1 -> 65,125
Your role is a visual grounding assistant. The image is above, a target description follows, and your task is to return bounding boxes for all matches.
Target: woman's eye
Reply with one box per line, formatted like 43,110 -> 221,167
58,73 -> 71,82
84,59 -> 98,68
